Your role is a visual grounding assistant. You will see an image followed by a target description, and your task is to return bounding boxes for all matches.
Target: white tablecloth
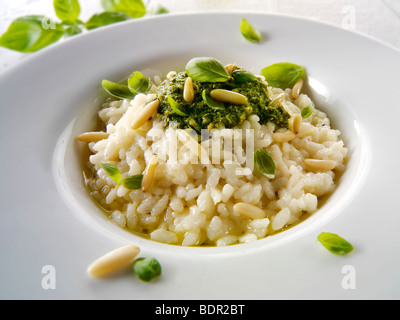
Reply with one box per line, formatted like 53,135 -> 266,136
1,0 -> 400,74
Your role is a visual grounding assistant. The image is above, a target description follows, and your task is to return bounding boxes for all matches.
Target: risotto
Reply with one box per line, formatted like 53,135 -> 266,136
76,57 -> 347,246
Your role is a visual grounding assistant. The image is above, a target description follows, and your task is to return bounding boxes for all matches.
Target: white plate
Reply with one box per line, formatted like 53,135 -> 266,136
1,12 -> 399,300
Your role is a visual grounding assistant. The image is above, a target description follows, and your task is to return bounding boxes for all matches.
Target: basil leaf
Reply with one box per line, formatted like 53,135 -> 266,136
254,149 -> 276,179
240,18 -> 262,43
202,89 -> 224,110
64,23 -> 82,37
101,163 -> 121,184
122,174 -> 143,189
85,11 -> 131,30
167,95 -> 188,116
0,15 -> 64,53
101,0 -> 147,18
133,257 -> 161,282
102,80 -> 136,99
128,71 -> 152,94
261,62 -> 306,89
232,69 -> 257,83
317,232 -> 354,255
53,0 -> 81,22
301,102 -> 314,118
185,57 -> 230,83
152,5 -> 169,15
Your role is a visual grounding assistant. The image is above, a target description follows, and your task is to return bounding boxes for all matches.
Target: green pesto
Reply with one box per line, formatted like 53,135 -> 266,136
155,71 -> 289,132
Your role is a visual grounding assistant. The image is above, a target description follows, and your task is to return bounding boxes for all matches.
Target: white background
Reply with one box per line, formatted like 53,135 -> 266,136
1,0 -> 400,73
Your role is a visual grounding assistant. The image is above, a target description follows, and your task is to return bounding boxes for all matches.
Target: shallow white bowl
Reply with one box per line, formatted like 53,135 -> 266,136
1,12 -> 399,299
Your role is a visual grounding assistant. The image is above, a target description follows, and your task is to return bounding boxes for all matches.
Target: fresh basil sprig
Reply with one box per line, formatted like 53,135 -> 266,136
240,18 -> 262,43
128,71 -> 152,94
54,0 -> 81,22
85,12 -> 131,30
101,163 -> 143,189
301,102 -> 314,118
121,174 -> 144,190
0,0 -> 168,53
102,80 -> 136,99
202,89 -> 224,110
317,232 -> 354,255
101,0 -> 146,18
101,163 -> 122,184
185,57 -> 230,83
0,15 -> 64,53
232,69 -> 257,83
254,149 -> 276,179
261,62 -> 306,89
133,257 -> 162,282
168,95 -> 189,116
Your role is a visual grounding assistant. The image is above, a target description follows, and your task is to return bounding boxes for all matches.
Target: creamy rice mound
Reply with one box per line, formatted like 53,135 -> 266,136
84,71 -> 347,246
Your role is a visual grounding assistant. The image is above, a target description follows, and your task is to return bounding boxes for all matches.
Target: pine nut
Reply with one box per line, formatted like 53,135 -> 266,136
270,92 -> 285,106
233,203 -> 267,219
210,89 -> 248,105
289,114 -> 302,134
141,155 -> 159,192
87,245 -> 140,277
303,159 -> 337,171
183,77 -> 194,103
75,131 -> 109,142
131,99 -> 159,129
272,130 -> 296,143
291,78 -> 304,99
224,64 -> 235,75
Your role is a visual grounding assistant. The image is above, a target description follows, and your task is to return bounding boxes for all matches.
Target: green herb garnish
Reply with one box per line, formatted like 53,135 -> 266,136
185,57 -> 230,83
101,0 -> 146,18
301,102 -> 314,118
128,71 -> 152,94
202,89 -> 225,110
261,62 -> 306,89
254,149 -> 276,179
54,0 -> 81,22
133,257 -> 162,282
101,163 -> 143,190
167,95 -> 189,116
317,232 -> 354,255
121,174 -> 144,190
240,18 -> 262,43
0,15 -> 65,53
102,80 -> 136,99
232,69 -> 257,83
85,12 -> 130,30
101,163 -> 121,184
0,0 -> 167,53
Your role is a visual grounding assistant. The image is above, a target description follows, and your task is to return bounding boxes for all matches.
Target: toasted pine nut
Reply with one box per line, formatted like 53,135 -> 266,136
141,155 -> 159,192
131,99 -> 159,129
272,130 -> 296,143
291,78 -> 304,99
183,77 -> 194,103
233,203 -> 267,219
289,114 -> 303,134
75,131 -> 109,142
210,89 -> 248,105
224,64 -> 235,75
87,245 -> 140,277
303,159 -> 337,171
270,92 -> 285,106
